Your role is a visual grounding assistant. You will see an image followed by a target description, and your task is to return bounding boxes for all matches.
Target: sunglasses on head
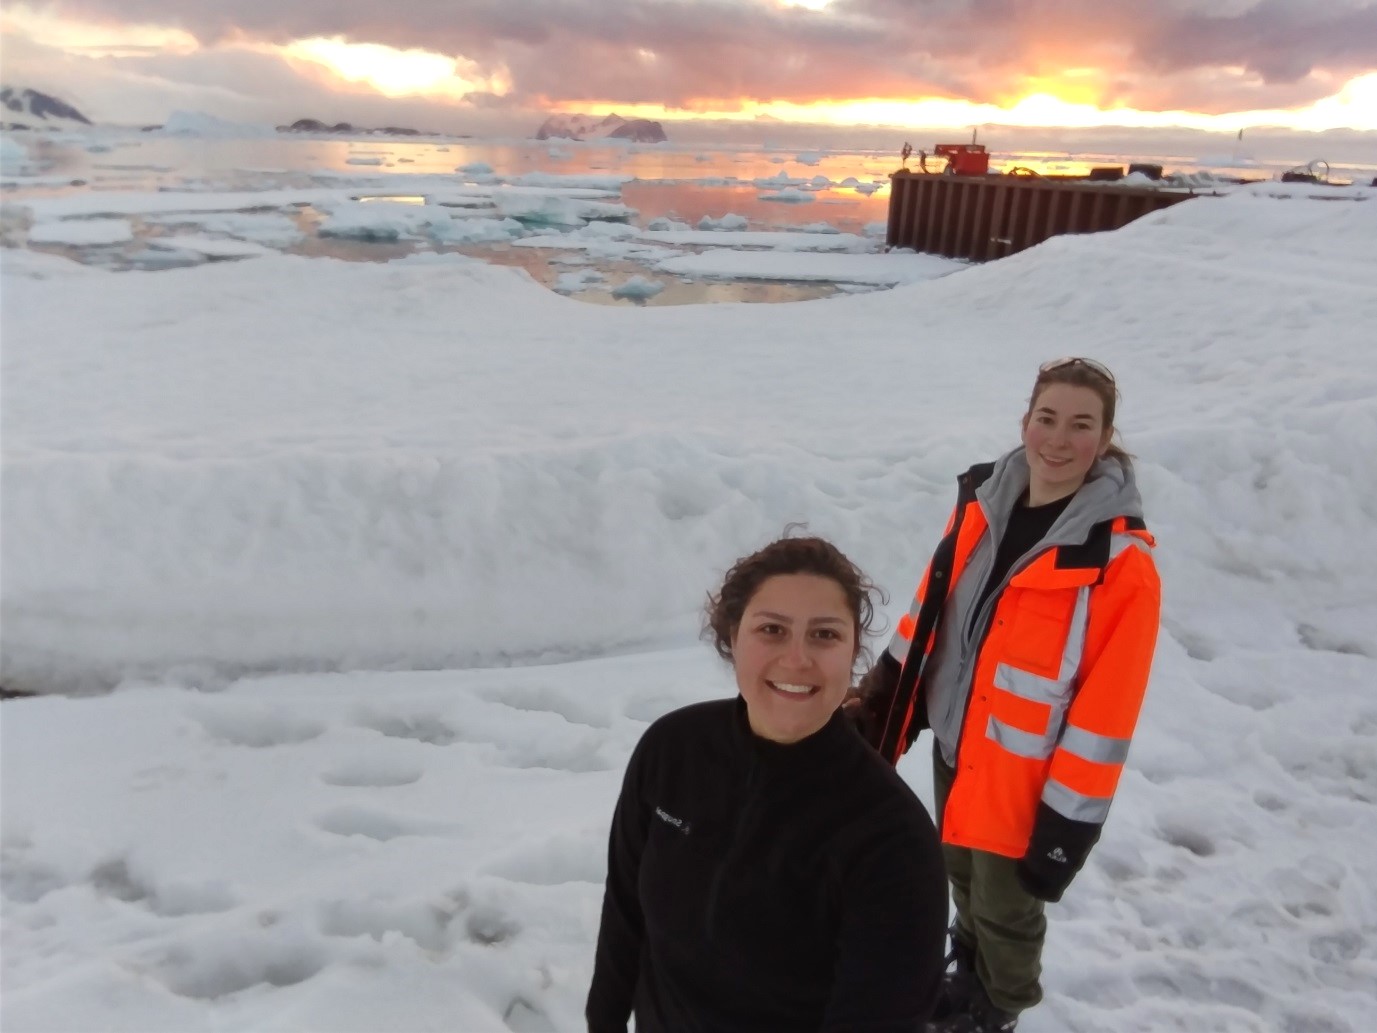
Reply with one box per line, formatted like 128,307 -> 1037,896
1038,356 -> 1116,385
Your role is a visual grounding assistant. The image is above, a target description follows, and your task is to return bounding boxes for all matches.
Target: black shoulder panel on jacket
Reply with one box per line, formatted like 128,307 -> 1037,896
1123,515 -> 1148,532
1054,519 -> 1112,576
959,462 -> 997,497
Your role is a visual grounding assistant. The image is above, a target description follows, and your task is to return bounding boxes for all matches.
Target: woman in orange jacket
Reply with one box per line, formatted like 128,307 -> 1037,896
855,358 -> 1161,1033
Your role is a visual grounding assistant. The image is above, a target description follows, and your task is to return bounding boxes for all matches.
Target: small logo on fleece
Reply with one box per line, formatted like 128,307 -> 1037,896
655,806 -> 691,834
1047,847 -> 1068,864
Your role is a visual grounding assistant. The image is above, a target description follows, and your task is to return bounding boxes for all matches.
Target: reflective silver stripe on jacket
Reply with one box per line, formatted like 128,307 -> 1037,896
1060,726 -> 1132,765
1037,532 -> 1145,823
986,715 -> 1054,759
985,585 -> 1091,757
1043,777 -> 1113,823
887,629 -> 909,663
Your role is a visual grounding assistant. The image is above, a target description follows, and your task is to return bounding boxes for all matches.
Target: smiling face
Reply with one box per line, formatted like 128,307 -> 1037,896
731,573 -> 858,745
1021,382 -> 1114,505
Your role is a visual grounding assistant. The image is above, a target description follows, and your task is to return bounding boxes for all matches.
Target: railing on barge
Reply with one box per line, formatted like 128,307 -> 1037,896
885,170 -> 1199,262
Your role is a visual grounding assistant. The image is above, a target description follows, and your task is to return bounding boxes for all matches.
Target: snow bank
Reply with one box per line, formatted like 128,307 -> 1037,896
3,182 -> 1376,1033
4,190 -> 1374,696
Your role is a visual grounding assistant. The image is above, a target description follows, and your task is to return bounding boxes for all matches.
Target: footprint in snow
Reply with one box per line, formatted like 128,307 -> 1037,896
319,757 -> 424,788
314,805 -> 460,842
191,705 -> 326,748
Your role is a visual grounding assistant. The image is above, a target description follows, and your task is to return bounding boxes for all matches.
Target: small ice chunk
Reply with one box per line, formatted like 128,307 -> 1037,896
493,191 -> 635,228
840,176 -> 860,187
458,161 -> 494,174
647,216 -> 691,232
754,170 -> 804,187
759,188 -> 814,203
697,213 -> 749,231
345,156 -> 385,166
796,221 -> 840,234
552,269 -> 607,294
147,235 -> 270,259
611,275 -> 665,300
428,216 -> 525,245
854,182 -> 883,195
796,151 -> 823,165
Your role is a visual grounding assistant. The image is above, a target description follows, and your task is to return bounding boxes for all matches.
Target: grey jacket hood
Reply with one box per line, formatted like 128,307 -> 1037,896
976,447 -> 1145,551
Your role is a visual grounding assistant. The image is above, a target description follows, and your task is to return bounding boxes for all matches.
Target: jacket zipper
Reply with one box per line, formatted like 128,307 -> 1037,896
705,752 -> 759,940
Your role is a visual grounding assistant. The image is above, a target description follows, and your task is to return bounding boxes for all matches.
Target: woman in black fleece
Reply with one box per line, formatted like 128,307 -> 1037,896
587,535 -> 948,1033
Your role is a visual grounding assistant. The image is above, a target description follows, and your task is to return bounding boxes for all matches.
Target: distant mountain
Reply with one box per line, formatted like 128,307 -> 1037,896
277,118 -> 444,137
536,113 -> 667,144
1,86 -> 93,130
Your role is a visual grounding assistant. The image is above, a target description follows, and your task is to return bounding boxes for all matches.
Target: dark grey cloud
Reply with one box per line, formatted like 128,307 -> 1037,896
36,0 -> 1377,113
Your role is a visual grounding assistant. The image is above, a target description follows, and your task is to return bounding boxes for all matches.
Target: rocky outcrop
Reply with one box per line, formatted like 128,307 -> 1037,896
276,118 -> 436,136
535,113 -> 667,143
1,86 -> 93,130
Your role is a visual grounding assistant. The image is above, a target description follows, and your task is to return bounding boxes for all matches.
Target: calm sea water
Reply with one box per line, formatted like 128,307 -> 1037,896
7,132 -> 1373,305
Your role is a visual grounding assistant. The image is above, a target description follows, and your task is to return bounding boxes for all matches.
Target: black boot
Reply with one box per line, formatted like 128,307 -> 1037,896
925,931 -> 977,1031
968,983 -> 1018,1032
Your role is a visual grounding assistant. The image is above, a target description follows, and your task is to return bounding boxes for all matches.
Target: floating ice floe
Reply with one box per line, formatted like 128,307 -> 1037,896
854,182 -> 884,195
345,157 -> 385,167
758,188 -> 815,203
317,201 -> 465,242
655,249 -> 959,286
513,224 -> 674,263
512,173 -> 634,191
428,217 -> 526,245
610,275 -> 665,300
697,213 -> 749,231
795,151 -> 823,166
553,268 -> 607,293
753,171 -> 808,188
142,212 -> 306,249
638,229 -> 871,253
457,161 -> 494,175
646,217 -> 692,232
795,221 -> 840,234
28,218 -> 135,247
146,235 -> 272,259
492,189 -> 636,228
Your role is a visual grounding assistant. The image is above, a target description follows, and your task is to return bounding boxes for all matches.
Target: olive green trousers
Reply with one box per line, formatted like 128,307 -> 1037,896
932,744 -> 1046,1015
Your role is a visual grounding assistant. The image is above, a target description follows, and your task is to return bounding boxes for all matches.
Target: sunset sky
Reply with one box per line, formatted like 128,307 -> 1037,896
3,0 -> 1375,139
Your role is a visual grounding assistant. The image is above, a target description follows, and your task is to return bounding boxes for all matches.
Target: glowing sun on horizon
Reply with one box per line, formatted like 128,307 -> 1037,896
283,37 -> 507,98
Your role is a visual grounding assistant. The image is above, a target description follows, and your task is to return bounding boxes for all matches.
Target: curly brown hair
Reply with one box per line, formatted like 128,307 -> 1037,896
704,532 -> 883,671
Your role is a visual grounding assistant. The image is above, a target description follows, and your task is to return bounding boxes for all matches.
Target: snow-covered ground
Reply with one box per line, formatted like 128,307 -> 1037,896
2,156 -> 1376,1032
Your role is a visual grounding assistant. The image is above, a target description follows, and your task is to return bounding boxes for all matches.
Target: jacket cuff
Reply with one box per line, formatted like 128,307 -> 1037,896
1020,801 -> 1102,902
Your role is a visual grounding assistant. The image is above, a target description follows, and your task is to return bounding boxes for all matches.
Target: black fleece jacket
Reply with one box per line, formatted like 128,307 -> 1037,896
586,698 -> 948,1033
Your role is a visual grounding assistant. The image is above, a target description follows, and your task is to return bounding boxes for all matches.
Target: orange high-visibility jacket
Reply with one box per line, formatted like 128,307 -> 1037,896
874,457 -> 1161,864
